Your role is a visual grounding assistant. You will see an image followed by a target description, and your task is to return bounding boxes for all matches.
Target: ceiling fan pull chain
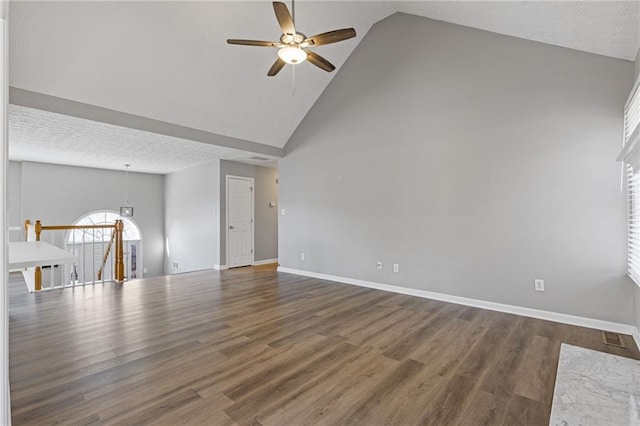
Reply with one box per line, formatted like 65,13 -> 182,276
292,65 -> 296,96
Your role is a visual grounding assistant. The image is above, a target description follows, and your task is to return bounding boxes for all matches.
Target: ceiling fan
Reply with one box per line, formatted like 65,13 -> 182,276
227,1 -> 356,77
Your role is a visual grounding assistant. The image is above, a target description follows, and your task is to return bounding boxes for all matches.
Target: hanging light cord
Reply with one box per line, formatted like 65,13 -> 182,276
124,164 -> 131,206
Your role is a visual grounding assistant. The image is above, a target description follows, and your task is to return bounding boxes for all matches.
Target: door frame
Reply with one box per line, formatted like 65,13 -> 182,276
225,175 -> 255,268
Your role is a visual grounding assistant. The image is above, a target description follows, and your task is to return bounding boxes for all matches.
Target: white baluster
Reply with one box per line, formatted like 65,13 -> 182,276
82,230 -> 86,285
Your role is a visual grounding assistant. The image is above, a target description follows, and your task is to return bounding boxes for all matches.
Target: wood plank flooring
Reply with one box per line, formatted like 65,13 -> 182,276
9,265 -> 640,425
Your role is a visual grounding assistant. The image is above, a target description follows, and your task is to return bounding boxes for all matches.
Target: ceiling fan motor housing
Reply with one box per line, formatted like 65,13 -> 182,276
280,32 -> 307,46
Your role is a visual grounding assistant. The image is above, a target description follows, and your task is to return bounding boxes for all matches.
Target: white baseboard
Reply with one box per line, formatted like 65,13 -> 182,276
632,327 -> 640,351
216,260 -> 278,270
253,258 -> 278,266
277,267 -> 639,338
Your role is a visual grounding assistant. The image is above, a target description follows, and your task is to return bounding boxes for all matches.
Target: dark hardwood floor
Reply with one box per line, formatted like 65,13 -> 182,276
8,265 -> 640,425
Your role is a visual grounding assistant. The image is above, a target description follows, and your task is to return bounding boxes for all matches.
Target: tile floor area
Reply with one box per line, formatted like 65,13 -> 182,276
550,343 -> 640,425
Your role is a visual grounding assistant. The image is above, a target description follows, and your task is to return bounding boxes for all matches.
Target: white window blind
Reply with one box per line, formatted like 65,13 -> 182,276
625,78 -> 640,285
625,82 -> 640,145
620,79 -> 640,169
627,165 -> 640,284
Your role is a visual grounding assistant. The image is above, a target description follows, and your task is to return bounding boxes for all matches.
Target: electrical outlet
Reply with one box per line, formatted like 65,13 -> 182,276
281,209 -> 286,216
534,279 -> 544,292
377,261 -> 383,270
300,252 -> 305,261
393,264 -> 399,273
143,268 -> 148,274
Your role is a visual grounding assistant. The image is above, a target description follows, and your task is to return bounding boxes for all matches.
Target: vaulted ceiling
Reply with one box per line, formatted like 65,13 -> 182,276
8,1 -> 640,173
9,1 -> 395,150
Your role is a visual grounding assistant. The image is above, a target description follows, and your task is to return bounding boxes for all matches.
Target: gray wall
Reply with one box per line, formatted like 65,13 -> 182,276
635,48 -> 639,80
13,161 -> 165,276
164,160 -> 220,274
280,13 -> 636,324
219,160 -> 278,265
8,161 -> 22,241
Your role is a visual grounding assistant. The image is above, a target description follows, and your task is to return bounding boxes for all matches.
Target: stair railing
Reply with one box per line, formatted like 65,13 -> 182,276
24,219 -> 125,291
97,231 -> 117,281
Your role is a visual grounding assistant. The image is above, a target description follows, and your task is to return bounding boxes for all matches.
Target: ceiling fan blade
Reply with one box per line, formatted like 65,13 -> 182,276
305,28 -> 356,46
268,58 -> 286,76
306,50 -> 335,73
227,39 -> 281,47
273,2 -> 295,35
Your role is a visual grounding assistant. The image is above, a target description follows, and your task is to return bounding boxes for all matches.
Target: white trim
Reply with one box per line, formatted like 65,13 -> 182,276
632,327 -> 640,352
253,258 -> 278,266
225,175 -> 255,269
0,15 -> 10,425
277,267 -> 639,337
213,264 -> 228,270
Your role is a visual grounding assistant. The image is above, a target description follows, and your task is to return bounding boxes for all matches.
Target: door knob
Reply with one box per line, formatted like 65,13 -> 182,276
229,225 -> 234,229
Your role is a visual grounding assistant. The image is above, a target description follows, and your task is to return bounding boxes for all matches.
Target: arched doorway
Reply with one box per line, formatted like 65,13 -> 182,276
67,210 -> 143,281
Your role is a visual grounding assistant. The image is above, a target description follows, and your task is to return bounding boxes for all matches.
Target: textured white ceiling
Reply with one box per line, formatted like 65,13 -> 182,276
9,105 -> 279,174
394,1 -> 640,62
8,0 -> 640,169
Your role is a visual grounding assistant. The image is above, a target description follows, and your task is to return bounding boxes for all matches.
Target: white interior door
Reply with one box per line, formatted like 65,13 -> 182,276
227,176 -> 254,268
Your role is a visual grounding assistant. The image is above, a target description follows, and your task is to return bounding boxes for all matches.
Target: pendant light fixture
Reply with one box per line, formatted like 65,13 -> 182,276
119,164 -> 134,217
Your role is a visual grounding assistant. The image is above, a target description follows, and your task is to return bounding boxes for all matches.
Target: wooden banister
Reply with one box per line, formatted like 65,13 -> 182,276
97,231 -> 117,281
41,224 -> 117,231
24,219 -> 126,289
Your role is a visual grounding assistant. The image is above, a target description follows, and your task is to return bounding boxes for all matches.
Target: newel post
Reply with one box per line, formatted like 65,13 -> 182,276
114,220 -> 125,282
34,220 -> 42,291
34,220 -> 42,241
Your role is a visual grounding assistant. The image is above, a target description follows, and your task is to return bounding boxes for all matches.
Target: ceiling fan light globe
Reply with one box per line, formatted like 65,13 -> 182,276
278,46 -> 307,64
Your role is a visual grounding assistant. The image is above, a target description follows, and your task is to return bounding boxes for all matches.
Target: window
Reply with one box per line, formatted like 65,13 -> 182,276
67,210 -> 143,280
67,211 -> 141,244
625,82 -> 640,146
625,79 -> 640,284
627,165 -> 640,283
